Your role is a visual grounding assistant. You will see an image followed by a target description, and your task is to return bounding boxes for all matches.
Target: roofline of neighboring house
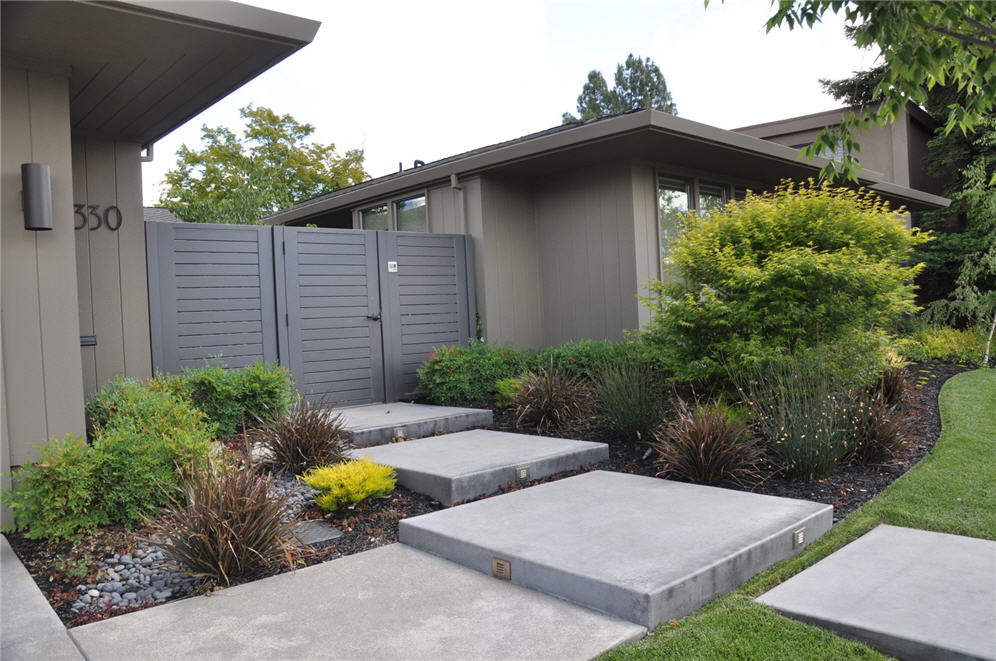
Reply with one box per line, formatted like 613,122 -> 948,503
734,102 -> 938,135
266,109 -> 948,225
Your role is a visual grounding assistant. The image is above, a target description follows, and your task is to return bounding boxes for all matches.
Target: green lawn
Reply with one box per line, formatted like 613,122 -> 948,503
603,369 -> 996,661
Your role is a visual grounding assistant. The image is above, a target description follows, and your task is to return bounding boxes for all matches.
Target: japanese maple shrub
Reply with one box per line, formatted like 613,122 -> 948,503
641,180 -> 930,381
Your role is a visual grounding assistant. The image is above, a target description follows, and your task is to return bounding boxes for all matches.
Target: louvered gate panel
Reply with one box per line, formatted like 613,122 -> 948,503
377,232 -> 476,401
146,221 -> 278,373
276,227 -> 385,406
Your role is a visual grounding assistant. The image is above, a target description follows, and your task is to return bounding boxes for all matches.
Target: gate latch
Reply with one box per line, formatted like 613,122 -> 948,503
367,312 -> 381,321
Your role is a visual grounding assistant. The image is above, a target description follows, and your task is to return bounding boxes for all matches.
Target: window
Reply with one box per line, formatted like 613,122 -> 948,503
395,196 -> 427,232
657,177 -> 690,278
356,193 -> 428,231
359,204 -> 389,230
698,183 -> 726,215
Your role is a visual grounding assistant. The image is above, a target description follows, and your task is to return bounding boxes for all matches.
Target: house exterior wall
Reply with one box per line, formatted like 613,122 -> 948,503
533,162 -> 641,345
478,176 -> 544,348
73,137 -> 153,395
1,63 -> 86,474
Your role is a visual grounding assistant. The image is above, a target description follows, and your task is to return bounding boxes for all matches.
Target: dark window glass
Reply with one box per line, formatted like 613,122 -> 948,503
360,204 -> 389,230
657,177 -> 690,278
396,196 -> 427,232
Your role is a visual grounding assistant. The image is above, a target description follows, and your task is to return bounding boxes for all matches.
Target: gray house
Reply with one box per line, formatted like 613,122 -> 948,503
1,0 -> 319,519
267,109 -> 948,351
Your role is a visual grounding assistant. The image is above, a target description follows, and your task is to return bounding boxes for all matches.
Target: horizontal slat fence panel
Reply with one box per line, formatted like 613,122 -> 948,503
146,221 -> 278,374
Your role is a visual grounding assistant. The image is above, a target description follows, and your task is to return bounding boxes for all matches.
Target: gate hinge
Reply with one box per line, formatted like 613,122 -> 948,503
285,313 -> 289,326
282,241 -> 286,255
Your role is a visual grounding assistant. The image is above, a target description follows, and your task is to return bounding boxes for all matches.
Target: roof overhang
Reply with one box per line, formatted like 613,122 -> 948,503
1,1 -> 320,146
268,109 -> 948,225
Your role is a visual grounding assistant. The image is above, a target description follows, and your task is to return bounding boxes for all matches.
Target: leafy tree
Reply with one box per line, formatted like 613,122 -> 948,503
160,106 -> 367,224
715,1 -> 996,183
562,54 -> 677,123
823,68 -> 995,348
640,180 -> 929,381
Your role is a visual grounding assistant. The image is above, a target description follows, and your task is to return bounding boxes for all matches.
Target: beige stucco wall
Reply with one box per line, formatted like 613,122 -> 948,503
1,64 -> 87,470
73,137 -> 152,394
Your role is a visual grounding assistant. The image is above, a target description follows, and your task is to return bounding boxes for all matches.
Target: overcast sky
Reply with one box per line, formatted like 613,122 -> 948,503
141,0 -> 879,205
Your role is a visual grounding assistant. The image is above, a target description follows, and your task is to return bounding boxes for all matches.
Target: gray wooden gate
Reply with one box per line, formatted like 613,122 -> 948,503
146,221 -> 475,405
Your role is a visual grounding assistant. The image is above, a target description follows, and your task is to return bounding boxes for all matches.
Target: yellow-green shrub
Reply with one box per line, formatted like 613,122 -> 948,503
893,325 -> 987,365
641,180 -> 930,381
301,457 -> 396,512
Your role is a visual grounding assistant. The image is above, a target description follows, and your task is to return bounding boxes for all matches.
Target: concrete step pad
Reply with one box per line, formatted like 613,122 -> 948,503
70,544 -> 645,661
332,402 -> 492,446
350,429 -> 609,505
757,524 -> 996,661
400,470 -> 832,629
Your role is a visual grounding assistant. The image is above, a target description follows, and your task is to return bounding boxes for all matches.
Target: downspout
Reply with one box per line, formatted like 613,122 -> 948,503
450,173 -> 466,234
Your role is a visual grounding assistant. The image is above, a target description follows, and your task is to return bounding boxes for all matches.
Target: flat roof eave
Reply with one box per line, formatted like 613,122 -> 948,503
2,1 -> 320,146
267,110 -> 947,224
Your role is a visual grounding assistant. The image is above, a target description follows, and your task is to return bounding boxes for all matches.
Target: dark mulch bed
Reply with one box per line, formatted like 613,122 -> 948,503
487,360 -> 966,522
5,361 -> 964,625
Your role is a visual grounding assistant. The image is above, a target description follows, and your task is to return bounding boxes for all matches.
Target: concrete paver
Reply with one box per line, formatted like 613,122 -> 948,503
757,524 -> 996,661
351,429 -> 608,505
333,402 -> 492,446
70,543 -> 645,661
400,470 -> 832,629
1,535 -> 84,661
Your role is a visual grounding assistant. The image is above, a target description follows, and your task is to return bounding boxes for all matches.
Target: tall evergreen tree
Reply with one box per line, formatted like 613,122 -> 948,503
562,54 -> 677,124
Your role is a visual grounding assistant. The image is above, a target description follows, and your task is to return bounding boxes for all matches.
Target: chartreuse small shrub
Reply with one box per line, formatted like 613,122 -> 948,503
595,360 -> 665,444
179,362 -> 295,436
641,179 -> 930,381
894,325 -> 987,365
302,457 -> 397,512
150,458 -> 296,585
494,377 -> 524,408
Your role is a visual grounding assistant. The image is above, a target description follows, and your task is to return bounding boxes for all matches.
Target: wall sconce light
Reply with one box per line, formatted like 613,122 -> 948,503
21,162 -> 53,231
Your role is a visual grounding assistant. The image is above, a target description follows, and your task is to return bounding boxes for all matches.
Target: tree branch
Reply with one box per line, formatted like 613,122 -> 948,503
931,1 -> 996,40
919,18 -> 996,50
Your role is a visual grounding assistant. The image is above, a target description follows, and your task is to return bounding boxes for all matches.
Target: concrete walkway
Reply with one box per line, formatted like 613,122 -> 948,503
70,544 -> 645,660
1,535 -> 84,660
352,429 -> 608,505
334,402 -> 492,446
758,524 -> 996,660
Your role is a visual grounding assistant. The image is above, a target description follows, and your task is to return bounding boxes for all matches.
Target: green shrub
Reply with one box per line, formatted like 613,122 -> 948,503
641,180 -> 930,381
893,325 -> 987,365
180,362 -> 295,436
1,434 -> 106,540
250,397 -> 354,475
94,385 -> 216,524
595,360 -> 665,443
513,366 -> 585,433
416,341 -> 529,405
150,458 -> 296,585
4,379 -> 216,540
651,399 -> 762,485
494,377 -> 524,408
302,457 -> 397,512
533,340 -> 665,380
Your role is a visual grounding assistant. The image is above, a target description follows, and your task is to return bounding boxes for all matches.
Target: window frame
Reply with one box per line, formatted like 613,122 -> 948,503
354,190 -> 429,232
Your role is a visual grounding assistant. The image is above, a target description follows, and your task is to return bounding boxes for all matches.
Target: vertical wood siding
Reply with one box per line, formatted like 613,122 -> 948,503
1,65 -> 86,466
533,163 -> 639,345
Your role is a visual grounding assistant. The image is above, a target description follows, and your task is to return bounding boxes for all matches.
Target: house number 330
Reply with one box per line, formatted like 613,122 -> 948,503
74,204 -> 123,231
